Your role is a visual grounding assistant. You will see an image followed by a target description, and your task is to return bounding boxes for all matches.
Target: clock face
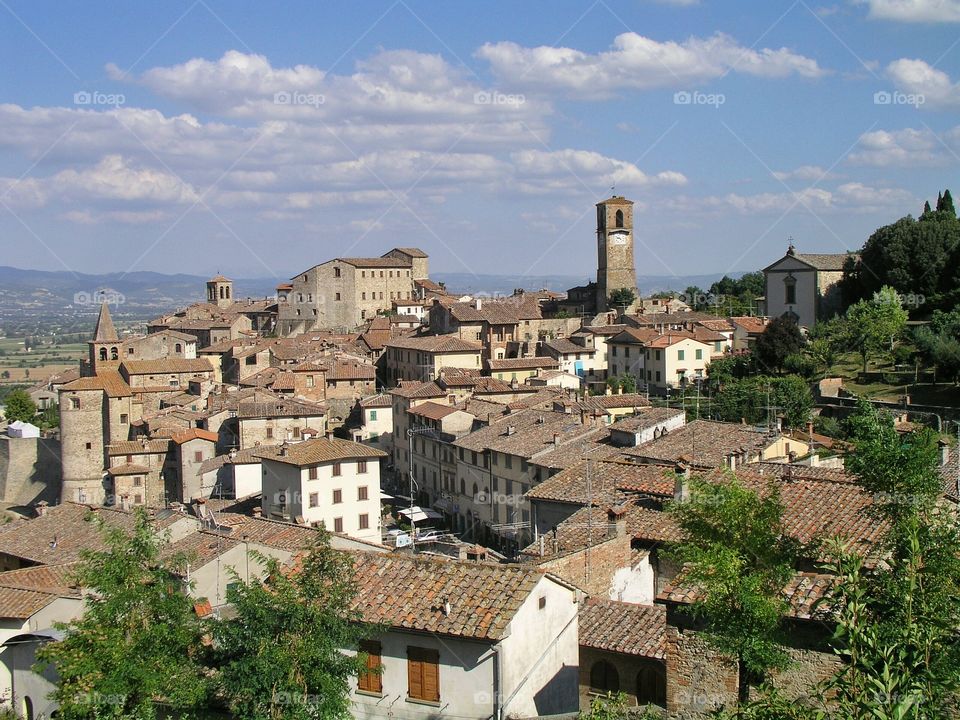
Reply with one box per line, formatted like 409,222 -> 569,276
610,232 -> 630,246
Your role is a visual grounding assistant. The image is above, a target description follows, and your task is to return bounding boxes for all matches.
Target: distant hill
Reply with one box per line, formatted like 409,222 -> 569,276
432,272 -> 745,297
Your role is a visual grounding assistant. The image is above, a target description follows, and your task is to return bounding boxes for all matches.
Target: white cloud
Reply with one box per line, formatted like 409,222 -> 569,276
772,165 -> 837,181
847,126 -> 955,166
858,0 -> 960,22
510,149 -> 687,194
53,155 -> 199,204
886,58 -> 960,108
668,183 -> 915,214
476,32 -> 826,98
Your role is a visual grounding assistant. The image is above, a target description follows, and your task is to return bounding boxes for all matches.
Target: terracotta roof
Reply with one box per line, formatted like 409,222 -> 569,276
623,420 -> 775,468
389,380 -> 446,399
349,552 -> 544,641
0,586 -> 66,620
325,359 -> 376,381
544,338 -> 596,355
122,358 -> 214,375
659,571 -> 836,621
255,438 -> 387,466
237,398 -> 326,419
385,335 -> 481,353
171,428 -> 219,444
696,319 -> 735,333
338,257 -> 411,268
529,430 -> 623,471
61,370 -> 132,398
0,563 -> 81,594
580,394 -> 651,411
206,513 -> 322,551
487,357 -> 560,371
453,409 -> 595,457
106,463 -> 153,476
359,393 -> 392,408
730,316 -> 769,334
609,408 -> 686,433
408,402 -> 463,421
108,438 -> 172,455
528,459 -> 677,504
794,253 -> 856,271
579,599 -> 666,659
609,327 -> 659,345
388,247 -> 428,258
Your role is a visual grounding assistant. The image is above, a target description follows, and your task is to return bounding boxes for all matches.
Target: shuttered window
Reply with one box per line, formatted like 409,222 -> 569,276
357,640 -> 382,694
407,646 -> 440,702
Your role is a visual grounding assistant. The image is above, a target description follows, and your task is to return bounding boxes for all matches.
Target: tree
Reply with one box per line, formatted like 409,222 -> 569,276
607,288 -> 636,308
667,474 -> 801,703
36,508 -> 210,719
845,286 -> 908,375
821,401 -> 960,719
3,388 -> 36,423
210,531 -> 374,720
771,375 -> 813,429
753,316 -> 805,374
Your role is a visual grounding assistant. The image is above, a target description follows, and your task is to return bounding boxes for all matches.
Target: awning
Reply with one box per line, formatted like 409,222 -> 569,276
379,492 -> 393,500
398,506 -> 443,523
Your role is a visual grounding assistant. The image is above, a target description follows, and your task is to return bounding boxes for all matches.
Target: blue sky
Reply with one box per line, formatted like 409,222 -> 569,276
1,0 -> 958,288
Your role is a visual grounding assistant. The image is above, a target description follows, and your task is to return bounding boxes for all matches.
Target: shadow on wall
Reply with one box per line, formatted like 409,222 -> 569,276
534,663 -> 580,716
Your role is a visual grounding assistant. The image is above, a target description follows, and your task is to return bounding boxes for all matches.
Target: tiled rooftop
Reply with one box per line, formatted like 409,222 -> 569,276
579,599 -> 666,659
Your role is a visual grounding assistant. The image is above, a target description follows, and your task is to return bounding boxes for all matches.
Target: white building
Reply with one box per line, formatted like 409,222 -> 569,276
347,551 -> 581,720
763,245 -> 854,328
257,438 -> 387,544
351,394 -> 393,448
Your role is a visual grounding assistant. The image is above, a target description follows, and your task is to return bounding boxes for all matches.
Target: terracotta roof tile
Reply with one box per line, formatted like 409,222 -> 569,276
579,599 -> 666,659
255,438 -> 387,466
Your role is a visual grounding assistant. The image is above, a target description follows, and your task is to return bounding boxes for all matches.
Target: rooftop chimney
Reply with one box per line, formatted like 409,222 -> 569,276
474,298 -> 482,311
506,425 -> 516,436
674,462 -> 690,502
553,432 -> 561,447
35,501 -> 48,518
940,439 -> 951,467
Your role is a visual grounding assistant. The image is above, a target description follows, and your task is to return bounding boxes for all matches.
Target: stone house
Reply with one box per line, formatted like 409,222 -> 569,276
237,397 -> 327,448
256,438 -> 387,544
486,356 -> 560,383
540,338 -> 599,379
382,335 -> 482,384
278,248 -> 429,335
346,552 -> 580,720
763,245 -> 855,328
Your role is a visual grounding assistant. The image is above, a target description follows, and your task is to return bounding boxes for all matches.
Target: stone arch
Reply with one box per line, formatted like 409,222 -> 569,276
615,209 -> 624,228
590,660 -> 619,694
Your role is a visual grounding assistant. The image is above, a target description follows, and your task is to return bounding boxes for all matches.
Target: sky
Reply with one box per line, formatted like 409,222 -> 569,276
0,0 -> 958,288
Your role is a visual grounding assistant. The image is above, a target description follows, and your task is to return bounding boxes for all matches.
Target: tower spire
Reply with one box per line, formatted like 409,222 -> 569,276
93,301 -> 119,342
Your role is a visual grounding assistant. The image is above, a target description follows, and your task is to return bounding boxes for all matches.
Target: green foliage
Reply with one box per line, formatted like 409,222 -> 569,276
38,402 -> 60,430
844,190 -> 960,310
667,475 -> 801,700
914,310 -> 960,382
821,401 -> 960,718
3,388 -> 36,423
210,531 -> 374,720
608,288 -> 637,308
711,375 -> 812,429
606,375 -> 638,394
35,508 -> 210,719
579,692 -> 632,720
711,685 -> 825,719
754,317 -> 805,374
813,414 -> 842,439
844,287 -> 908,375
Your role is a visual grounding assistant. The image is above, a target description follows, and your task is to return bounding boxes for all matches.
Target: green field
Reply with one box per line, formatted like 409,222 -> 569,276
0,336 -> 85,385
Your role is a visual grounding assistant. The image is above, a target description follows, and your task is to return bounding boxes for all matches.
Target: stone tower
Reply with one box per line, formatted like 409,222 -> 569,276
88,301 -> 120,375
596,196 -> 638,312
207,275 -> 233,309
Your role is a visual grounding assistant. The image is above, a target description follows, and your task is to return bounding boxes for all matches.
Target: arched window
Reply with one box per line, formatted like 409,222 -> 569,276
219,286 -> 225,299
636,665 -> 666,707
472,482 -> 479,498
226,286 -> 231,299
175,343 -> 182,353
590,660 -> 619,694
99,347 -> 107,361
653,428 -> 660,439
615,209 -> 624,228
784,274 -> 797,305
110,347 -> 118,360
23,697 -> 34,720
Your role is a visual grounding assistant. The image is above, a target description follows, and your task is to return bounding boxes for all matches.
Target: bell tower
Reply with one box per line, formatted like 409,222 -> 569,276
206,274 -> 233,309
596,196 -> 637,311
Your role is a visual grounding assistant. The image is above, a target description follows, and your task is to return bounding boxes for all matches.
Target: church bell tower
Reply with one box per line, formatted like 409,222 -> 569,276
596,196 -> 637,311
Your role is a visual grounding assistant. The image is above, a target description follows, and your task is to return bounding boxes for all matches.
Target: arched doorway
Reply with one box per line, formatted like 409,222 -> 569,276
637,664 -> 666,707
589,660 -> 619,695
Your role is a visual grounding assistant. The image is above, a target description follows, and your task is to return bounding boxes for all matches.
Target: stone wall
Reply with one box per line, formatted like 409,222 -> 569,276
0,436 -> 62,506
536,532 -> 631,596
665,625 -> 738,717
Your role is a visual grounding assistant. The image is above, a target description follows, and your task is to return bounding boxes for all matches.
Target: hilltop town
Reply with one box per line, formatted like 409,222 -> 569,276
1,190 -> 959,720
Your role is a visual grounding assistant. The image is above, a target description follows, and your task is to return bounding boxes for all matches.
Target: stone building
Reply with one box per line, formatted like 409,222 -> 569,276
278,248 -> 429,335
763,245 -> 856,328
382,335 -> 482,384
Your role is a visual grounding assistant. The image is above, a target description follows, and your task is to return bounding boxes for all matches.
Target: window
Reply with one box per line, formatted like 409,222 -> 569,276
306,375 -> 314,388
309,492 -> 318,508
175,343 -> 182,353
358,460 -> 368,474
407,647 -> 440,702
292,427 -> 301,439
266,427 -> 274,439
615,208 -> 624,228
110,347 -> 118,360
85,442 -> 92,450
695,349 -> 703,360
362,292 -> 366,300
333,489 -> 342,504
335,293 -> 341,301
715,341 -> 722,352
359,514 -> 369,529
505,455 -> 512,470
333,462 -> 342,477
370,410 -> 377,421
334,267 -> 341,278
784,274 -> 797,305
194,451 -> 203,463
677,349 -> 685,361
120,413 -> 128,424
357,640 -> 383,694
99,348 -> 107,361
636,665 -> 666,707
128,347 -> 135,355
358,486 -> 368,501
133,476 -> 142,487
308,467 -> 318,480
334,517 -> 343,532
590,660 -> 620,694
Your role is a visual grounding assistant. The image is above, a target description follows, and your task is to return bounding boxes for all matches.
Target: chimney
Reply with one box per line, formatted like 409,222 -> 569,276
553,432 -> 561,447
607,504 -> 628,538
940,439 -> 951,467
35,501 -> 49,518
279,441 -> 290,457
252,506 -> 263,518
674,462 -> 690,502
229,448 -> 237,460
726,452 -> 737,471
806,421 -> 814,438
506,425 -> 516,436
474,298 -> 482,311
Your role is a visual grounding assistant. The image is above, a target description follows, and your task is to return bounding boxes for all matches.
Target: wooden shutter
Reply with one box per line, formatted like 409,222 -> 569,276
358,640 -> 381,693
408,647 -> 439,702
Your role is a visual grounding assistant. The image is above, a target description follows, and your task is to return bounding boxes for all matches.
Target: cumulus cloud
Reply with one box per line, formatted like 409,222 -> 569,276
476,32 -> 826,97
772,165 -> 837,182
857,0 -> 960,22
510,149 -> 687,194
668,183 -> 915,215
886,58 -> 960,108
847,126 -> 956,166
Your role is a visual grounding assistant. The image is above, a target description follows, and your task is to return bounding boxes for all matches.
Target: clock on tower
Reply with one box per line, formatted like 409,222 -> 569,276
596,196 -> 638,312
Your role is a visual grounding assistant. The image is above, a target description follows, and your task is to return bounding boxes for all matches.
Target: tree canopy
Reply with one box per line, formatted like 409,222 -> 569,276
3,388 -> 37,423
